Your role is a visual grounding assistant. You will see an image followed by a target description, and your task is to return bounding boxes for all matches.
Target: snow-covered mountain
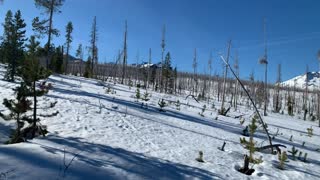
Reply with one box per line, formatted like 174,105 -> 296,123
281,72 -> 320,90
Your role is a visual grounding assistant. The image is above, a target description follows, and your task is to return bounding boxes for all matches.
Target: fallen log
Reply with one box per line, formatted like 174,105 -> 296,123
255,144 -> 286,154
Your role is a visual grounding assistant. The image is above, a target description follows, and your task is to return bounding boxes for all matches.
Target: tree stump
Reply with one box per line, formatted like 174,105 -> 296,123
238,155 -> 255,175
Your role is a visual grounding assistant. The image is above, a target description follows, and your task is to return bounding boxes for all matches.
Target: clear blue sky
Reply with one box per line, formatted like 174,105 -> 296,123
1,0 -> 320,83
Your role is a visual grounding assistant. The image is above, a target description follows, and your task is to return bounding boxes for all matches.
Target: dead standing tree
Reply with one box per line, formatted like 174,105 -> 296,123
159,24 -> 166,92
219,40 -> 231,115
259,18 -> 268,116
192,48 -> 198,96
303,65 -> 309,120
121,20 -> 128,84
220,55 -> 275,153
207,52 -> 213,103
233,52 -> 239,110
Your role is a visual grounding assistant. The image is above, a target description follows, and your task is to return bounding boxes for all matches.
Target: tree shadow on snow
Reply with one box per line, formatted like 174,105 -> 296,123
47,87 -> 245,141
3,134 -> 223,180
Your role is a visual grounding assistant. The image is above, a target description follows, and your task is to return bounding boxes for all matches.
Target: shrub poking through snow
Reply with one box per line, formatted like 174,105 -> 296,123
158,99 -> 166,112
106,86 -> 115,94
242,126 -> 249,136
248,116 -> 258,163
307,127 -> 313,137
289,135 -> 293,142
240,116 -> 261,164
238,154 -> 255,175
141,91 -> 150,102
175,100 -> 181,110
199,104 -> 206,117
211,102 -> 215,109
135,88 -> 141,100
195,151 -> 204,162
288,146 -> 298,160
298,151 -> 302,160
240,118 -> 245,126
278,151 -> 287,170
303,153 -> 308,162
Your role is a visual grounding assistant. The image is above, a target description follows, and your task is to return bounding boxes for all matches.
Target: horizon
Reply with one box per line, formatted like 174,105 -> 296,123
1,0 -> 320,83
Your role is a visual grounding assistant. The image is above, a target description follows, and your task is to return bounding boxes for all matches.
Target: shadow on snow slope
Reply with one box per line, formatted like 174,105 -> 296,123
0,134 -> 222,180
47,86 -> 244,140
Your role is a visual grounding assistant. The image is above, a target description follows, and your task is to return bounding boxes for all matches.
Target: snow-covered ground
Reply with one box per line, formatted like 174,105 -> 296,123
281,71 -> 320,90
1,65 -> 320,179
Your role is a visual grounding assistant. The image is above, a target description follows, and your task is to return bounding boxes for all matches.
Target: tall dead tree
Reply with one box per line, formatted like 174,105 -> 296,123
160,24 -> 166,92
274,64 -> 281,113
220,40 -> 231,115
221,55 -> 274,153
259,18 -> 268,116
90,16 -> 98,78
121,20 -> 127,84
232,52 -> 239,110
317,50 -> 320,126
207,52 -> 213,103
303,65 -> 309,120
192,48 -> 198,96
147,48 -> 152,89
135,50 -> 140,86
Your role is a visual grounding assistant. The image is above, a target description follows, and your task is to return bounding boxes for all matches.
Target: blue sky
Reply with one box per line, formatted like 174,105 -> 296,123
1,0 -> 320,83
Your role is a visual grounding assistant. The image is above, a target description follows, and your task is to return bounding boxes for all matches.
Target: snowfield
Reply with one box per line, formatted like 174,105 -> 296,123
281,71 -> 320,90
1,65 -> 320,179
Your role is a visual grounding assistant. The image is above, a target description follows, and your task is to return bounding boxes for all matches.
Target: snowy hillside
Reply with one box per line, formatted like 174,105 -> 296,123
281,72 -> 320,90
1,64 -> 320,180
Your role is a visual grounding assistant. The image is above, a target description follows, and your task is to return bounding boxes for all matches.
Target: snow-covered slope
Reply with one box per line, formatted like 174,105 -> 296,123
1,65 -> 320,179
281,72 -> 320,90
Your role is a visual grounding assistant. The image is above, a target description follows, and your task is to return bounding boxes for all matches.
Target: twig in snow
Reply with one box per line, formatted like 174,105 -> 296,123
60,148 -> 80,178
185,94 -> 199,103
218,141 -> 226,151
39,110 -> 59,117
272,128 -> 279,140
0,169 -> 15,180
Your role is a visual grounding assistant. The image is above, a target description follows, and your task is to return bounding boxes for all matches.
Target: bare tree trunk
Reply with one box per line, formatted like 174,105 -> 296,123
220,40 -> 231,114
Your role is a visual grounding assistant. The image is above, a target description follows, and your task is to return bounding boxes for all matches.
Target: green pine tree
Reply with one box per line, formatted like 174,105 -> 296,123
21,35 -> 51,138
65,21 -> 73,74
33,0 -> 65,69
3,83 -> 32,143
3,10 -> 27,82
50,46 -> 63,73
84,56 -> 92,78
162,52 -> 172,93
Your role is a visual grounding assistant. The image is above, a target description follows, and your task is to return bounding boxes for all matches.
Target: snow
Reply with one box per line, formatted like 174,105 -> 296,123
281,72 -> 320,90
1,64 -> 320,179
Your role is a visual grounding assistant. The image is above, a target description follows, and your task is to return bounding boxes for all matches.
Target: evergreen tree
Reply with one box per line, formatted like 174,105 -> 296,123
3,10 -> 27,82
51,46 -> 63,73
3,83 -> 32,143
84,56 -> 92,78
173,67 -> 177,94
3,35 -> 50,143
21,35 -> 51,138
75,43 -> 83,75
158,98 -> 166,112
0,10 -> 13,64
65,21 -> 73,74
163,52 -> 172,93
33,0 -> 65,69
